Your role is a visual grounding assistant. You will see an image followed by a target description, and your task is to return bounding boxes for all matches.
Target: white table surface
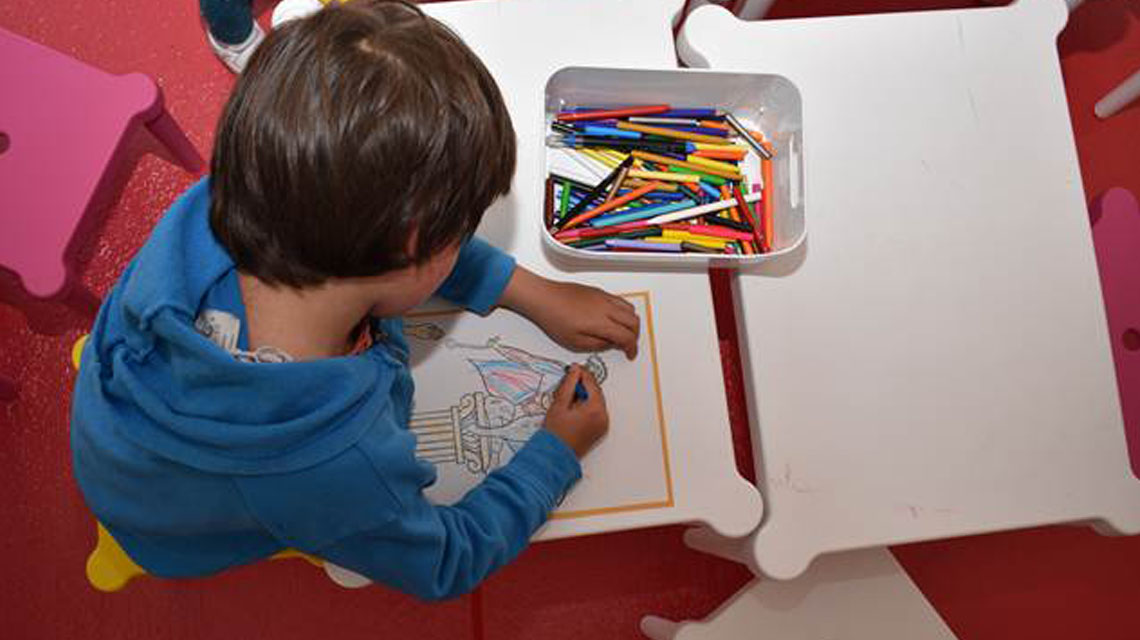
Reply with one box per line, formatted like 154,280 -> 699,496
678,0 -> 1140,578
421,0 -> 763,540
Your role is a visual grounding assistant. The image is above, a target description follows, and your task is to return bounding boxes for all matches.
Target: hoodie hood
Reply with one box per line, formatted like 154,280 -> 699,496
76,178 -> 398,475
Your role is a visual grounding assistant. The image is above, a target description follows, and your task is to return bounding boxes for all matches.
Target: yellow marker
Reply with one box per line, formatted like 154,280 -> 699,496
581,148 -> 618,169
616,121 -> 728,145
622,179 -> 679,191
687,155 -> 740,174
627,170 -> 701,183
662,230 -> 732,247
693,141 -> 748,151
599,149 -> 629,164
630,150 -> 743,181
646,236 -> 727,250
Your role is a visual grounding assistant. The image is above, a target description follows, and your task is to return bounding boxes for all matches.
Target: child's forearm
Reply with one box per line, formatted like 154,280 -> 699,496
495,266 -> 640,359
496,265 -> 547,320
315,430 -> 580,600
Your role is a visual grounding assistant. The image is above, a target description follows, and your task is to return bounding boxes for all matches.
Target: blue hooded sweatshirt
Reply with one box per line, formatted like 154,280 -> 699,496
70,178 -> 582,600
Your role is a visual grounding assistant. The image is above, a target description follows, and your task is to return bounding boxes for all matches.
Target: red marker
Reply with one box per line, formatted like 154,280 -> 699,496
734,184 -> 764,252
556,104 -> 671,123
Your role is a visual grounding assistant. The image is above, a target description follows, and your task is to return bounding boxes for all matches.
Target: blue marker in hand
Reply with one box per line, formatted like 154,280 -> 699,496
573,380 -> 589,403
565,364 -> 589,403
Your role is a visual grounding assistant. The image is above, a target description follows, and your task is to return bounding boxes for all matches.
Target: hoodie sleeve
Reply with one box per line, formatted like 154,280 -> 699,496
434,236 -> 516,315
315,429 -> 581,601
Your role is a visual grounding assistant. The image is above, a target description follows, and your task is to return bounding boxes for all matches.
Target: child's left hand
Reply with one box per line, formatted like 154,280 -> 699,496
499,267 -> 640,359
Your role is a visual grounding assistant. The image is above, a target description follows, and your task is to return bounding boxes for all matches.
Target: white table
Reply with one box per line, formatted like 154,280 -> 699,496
420,0 -> 762,541
678,0 -> 1140,579
640,548 -> 957,640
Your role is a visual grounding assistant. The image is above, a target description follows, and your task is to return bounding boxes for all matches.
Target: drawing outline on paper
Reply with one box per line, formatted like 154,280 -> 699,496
408,329 -> 607,475
406,291 -> 673,520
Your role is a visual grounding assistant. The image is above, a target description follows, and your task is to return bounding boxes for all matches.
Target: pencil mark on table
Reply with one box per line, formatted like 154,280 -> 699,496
767,463 -> 814,494
896,504 -> 956,519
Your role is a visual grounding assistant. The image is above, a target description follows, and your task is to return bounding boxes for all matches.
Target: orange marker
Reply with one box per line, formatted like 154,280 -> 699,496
692,148 -> 748,161
561,181 -> 665,230
761,153 -> 774,252
630,150 -> 743,180
699,120 -> 731,131
616,121 -> 729,145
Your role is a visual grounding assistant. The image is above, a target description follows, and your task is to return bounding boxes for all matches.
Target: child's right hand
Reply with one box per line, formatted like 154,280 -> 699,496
544,364 -> 608,458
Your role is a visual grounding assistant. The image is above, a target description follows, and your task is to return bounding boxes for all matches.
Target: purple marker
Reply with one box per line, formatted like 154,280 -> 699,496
656,108 -> 722,119
605,239 -> 683,253
652,125 -> 729,138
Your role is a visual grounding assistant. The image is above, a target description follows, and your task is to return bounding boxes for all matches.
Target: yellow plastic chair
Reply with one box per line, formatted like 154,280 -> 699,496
72,335 -> 367,591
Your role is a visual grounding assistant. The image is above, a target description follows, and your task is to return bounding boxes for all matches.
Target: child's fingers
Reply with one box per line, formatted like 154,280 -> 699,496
609,295 -> 637,314
571,335 -> 612,352
609,304 -> 639,331
552,365 -> 583,409
609,307 -> 641,346
590,318 -> 638,359
580,367 -> 606,408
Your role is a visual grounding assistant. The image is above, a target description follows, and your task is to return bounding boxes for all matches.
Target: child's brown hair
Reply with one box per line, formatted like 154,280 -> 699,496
209,0 -> 516,287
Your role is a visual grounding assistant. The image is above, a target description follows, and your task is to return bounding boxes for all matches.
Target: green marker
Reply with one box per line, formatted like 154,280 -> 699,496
558,179 -> 571,221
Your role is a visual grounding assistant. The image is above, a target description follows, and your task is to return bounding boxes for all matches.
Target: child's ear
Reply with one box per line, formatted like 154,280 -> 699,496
403,226 -> 420,263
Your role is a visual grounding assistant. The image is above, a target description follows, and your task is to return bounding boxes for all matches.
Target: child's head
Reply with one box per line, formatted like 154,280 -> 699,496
209,0 -> 515,297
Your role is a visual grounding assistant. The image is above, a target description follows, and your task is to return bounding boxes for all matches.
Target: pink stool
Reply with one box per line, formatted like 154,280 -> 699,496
1089,187 -> 1140,481
0,27 -> 204,300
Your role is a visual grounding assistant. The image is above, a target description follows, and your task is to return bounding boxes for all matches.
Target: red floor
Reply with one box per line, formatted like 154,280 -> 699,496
1,1 -> 1139,638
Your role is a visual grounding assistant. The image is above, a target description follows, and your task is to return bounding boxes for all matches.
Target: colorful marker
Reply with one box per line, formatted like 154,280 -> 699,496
546,104 -> 775,256
561,181 -> 666,230
643,192 -> 763,226
605,238 -> 683,252
557,104 -> 671,122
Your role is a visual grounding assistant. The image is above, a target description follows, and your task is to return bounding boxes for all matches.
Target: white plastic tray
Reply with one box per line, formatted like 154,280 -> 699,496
541,66 -> 806,269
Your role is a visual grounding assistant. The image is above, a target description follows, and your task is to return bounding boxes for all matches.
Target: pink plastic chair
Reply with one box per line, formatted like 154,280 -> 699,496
1089,187 -> 1140,482
0,27 -> 204,300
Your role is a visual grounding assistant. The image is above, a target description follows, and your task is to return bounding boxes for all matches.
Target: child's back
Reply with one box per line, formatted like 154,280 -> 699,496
71,0 -> 633,600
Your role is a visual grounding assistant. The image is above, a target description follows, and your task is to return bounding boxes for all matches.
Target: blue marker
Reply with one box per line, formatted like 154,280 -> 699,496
574,380 -> 589,402
582,125 -> 641,139
657,108 -> 722,119
589,199 -> 697,228
565,365 -> 589,402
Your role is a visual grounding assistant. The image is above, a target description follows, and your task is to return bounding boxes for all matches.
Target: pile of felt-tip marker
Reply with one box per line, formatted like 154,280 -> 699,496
544,104 -> 774,255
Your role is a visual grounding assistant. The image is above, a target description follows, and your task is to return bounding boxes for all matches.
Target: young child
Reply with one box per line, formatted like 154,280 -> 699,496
72,0 -> 640,600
